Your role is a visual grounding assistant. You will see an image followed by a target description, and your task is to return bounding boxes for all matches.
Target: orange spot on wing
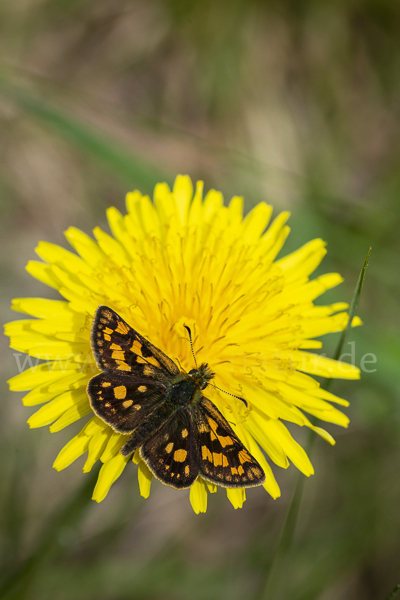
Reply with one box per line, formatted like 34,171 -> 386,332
238,449 -> 251,464
131,339 -> 142,353
174,449 -> 187,462
114,385 -> 127,399
218,435 -> 233,448
207,417 -> 218,431
213,453 -> 223,467
116,321 -> 129,335
251,466 -> 263,478
202,445 -> 212,462
116,361 -> 130,372
145,356 -> 161,368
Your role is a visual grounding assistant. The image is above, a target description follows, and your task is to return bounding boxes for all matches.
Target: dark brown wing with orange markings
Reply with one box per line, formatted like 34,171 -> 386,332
87,372 -> 167,434
140,408 -> 200,489
90,306 -> 180,380
192,397 -> 265,488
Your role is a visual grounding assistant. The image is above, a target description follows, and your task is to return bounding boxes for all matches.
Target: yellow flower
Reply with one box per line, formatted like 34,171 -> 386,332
5,175 -> 360,514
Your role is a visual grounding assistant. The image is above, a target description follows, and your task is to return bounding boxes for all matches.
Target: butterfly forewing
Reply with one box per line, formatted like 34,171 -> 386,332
88,372 -> 166,433
91,306 -> 180,379
193,398 -> 266,488
140,409 -> 199,489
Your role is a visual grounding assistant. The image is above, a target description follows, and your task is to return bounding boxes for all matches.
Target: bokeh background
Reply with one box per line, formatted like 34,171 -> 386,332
1,2 -> 400,599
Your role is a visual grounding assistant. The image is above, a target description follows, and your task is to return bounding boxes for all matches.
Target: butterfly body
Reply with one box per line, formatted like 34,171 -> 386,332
115,369 -> 211,457
87,306 -> 265,490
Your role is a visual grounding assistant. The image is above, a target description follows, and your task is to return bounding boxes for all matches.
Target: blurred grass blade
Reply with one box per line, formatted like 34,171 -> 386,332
385,585 -> 400,600
0,469 -> 98,600
332,246 -> 372,363
0,74 -> 171,193
258,247 -> 371,600
323,246 -> 371,393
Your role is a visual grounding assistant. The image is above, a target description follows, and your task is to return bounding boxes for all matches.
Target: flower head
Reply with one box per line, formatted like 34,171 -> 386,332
5,176 -> 360,513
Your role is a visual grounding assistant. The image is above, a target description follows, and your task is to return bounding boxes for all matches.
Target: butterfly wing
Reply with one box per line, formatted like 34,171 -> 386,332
87,372 -> 166,433
140,409 -> 199,489
91,306 -> 180,380
193,397 -> 265,488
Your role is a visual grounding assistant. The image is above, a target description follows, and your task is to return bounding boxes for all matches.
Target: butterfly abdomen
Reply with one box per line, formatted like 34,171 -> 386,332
120,377 -> 200,457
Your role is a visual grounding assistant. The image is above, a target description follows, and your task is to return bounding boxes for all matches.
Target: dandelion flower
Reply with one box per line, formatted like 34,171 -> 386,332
5,176 -> 360,513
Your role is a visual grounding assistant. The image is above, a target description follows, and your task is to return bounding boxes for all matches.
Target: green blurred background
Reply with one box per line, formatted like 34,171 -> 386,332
1,1 -> 399,599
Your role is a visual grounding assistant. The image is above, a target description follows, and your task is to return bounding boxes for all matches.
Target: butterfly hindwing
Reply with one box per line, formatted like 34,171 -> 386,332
87,372 -> 166,434
193,397 -> 266,488
140,408 -> 199,489
90,306 -> 180,379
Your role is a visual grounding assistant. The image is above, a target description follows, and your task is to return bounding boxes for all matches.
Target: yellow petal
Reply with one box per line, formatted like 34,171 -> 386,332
64,227 -> 106,268
93,227 -> 131,267
101,432 -> 126,463
293,351 -> 360,379
260,211 -> 290,255
83,429 -> 111,473
11,298 -> 72,318
308,387 -> 350,407
226,488 -> 246,509
92,453 -> 130,502
138,461 -> 153,498
53,430 -> 89,471
276,238 -> 327,281
206,481 -> 217,494
49,396 -> 91,432
265,420 -> 314,476
22,386 -> 59,407
35,240 -> 92,275
247,413 -> 289,468
106,206 -> 126,242
25,260 -> 60,289
27,389 -> 87,429
84,416 -> 108,437
190,478 -> 208,514
241,202 -> 273,243
131,449 -> 140,465
7,361 -> 79,391
173,174 -> 193,225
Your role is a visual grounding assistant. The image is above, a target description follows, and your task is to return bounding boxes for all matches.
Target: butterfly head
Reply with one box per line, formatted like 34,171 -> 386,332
188,363 -> 215,390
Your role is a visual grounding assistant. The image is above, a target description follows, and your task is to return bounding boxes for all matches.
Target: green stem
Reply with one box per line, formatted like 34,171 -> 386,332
0,469 -> 98,600
258,247 -> 371,600
385,584 -> 400,600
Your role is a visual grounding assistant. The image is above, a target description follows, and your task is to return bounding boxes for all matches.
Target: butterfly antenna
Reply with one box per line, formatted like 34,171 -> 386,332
209,383 -> 248,408
184,325 -> 198,369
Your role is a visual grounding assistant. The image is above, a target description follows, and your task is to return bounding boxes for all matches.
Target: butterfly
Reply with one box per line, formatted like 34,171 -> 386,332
87,306 -> 265,490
